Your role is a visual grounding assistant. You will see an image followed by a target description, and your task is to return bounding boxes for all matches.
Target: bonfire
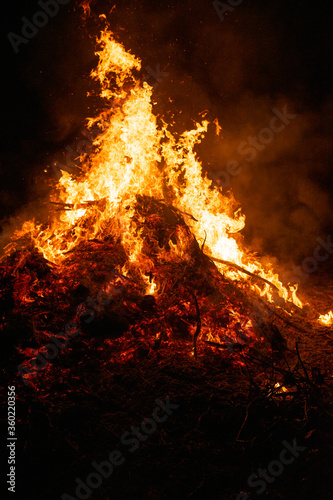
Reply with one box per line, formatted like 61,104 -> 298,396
1,28 -> 332,395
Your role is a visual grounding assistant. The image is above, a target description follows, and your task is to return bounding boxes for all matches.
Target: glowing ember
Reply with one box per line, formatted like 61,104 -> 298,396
274,383 -> 288,393
8,29 -> 303,308
319,311 -> 333,326
80,0 -> 93,19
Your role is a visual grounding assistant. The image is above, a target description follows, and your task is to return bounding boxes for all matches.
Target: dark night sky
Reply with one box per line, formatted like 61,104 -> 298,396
0,0 -> 332,265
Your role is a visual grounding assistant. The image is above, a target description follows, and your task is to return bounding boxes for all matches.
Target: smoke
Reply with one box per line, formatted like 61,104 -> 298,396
1,0 -> 332,268
89,0 -> 332,264
202,96 -> 333,263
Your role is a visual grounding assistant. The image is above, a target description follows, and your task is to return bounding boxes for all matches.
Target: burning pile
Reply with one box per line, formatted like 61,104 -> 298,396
1,30 -> 332,387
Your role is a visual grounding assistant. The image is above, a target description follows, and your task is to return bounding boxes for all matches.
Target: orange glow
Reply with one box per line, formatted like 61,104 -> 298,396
319,311 -> 333,326
9,30 -> 303,309
80,0 -> 93,19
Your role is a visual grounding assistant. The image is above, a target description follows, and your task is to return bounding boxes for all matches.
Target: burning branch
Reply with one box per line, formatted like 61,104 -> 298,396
207,255 -> 280,292
49,199 -> 107,211
191,292 -> 201,359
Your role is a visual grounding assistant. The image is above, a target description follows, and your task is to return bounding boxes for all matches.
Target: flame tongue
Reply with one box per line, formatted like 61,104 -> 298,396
12,30 -> 303,309
319,311 -> 333,326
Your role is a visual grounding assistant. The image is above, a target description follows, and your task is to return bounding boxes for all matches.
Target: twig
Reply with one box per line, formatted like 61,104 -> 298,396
48,201 -> 73,208
240,351 -> 290,377
236,401 -> 253,442
176,209 -> 198,222
48,199 -> 106,211
206,255 -> 279,292
154,200 -> 198,222
191,292 -> 201,359
295,341 -> 312,385
203,340 -> 227,349
201,231 -> 207,252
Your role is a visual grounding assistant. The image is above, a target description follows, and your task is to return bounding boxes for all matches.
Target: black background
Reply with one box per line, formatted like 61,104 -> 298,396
1,0 -> 332,265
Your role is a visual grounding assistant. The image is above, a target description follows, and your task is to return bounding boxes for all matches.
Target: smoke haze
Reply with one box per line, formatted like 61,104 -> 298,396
1,0 -> 332,268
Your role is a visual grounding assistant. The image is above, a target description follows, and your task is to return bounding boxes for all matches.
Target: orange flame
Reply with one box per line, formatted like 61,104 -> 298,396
11,29 -> 303,307
319,311 -> 333,326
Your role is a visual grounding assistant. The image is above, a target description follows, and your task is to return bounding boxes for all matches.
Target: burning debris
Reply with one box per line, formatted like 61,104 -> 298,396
1,22 -> 333,500
0,29 -> 332,392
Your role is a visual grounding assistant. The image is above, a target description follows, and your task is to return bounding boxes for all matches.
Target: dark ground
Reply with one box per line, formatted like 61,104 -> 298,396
3,328 -> 333,500
1,243 -> 332,500
11,356 -> 333,500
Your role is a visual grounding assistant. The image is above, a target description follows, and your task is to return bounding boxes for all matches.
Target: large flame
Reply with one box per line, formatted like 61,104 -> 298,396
10,30 -> 304,310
